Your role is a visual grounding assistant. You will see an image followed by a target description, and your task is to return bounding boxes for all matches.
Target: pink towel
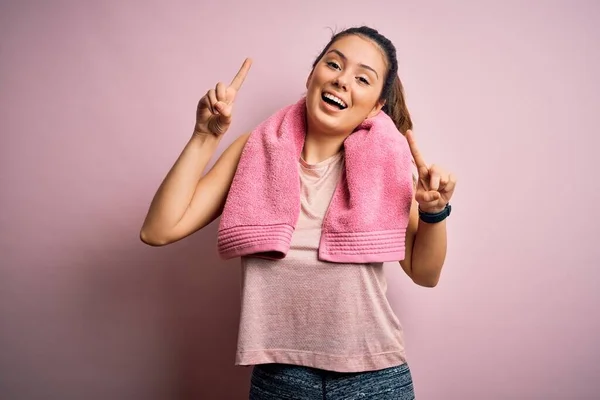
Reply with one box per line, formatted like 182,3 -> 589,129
217,97 -> 414,263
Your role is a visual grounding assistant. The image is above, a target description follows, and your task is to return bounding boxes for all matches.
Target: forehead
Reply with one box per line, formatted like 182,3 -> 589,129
328,35 -> 388,73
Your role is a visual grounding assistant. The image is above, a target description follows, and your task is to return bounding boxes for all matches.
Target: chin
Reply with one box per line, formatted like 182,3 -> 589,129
307,107 -> 342,136
306,94 -> 349,135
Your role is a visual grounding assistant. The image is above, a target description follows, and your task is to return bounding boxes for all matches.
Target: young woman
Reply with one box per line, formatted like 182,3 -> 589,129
141,26 -> 456,399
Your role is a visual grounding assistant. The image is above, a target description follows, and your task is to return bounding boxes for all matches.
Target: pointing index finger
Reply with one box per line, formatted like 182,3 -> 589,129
405,130 -> 428,170
229,58 -> 253,91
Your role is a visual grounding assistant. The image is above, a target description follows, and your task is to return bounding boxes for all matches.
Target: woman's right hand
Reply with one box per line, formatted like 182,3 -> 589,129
194,58 -> 252,137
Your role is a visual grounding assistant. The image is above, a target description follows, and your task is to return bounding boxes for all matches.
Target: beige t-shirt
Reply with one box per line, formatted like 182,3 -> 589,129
235,151 -> 407,373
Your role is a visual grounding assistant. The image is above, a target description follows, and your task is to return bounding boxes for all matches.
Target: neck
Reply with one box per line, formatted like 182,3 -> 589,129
302,119 -> 350,165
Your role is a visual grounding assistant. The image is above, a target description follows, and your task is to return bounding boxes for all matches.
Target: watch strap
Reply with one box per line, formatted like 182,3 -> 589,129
419,203 -> 451,223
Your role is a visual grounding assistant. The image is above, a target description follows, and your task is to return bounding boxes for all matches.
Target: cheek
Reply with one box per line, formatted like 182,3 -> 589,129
354,90 -> 381,108
307,74 -> 322,92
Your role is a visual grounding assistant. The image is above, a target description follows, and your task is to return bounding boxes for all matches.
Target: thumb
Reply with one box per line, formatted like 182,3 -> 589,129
421,190 -> 440,202
214,101 -> 233,123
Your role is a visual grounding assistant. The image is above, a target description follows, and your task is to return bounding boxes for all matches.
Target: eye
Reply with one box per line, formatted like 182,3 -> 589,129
326,61 -> 341,70
357,76 -> 370,85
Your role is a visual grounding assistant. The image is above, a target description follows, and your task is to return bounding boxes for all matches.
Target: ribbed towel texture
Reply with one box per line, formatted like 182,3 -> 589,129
217,96 -> 414,263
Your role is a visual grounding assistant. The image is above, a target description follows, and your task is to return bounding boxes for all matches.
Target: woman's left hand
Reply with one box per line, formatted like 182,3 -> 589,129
405,130 -> 457,213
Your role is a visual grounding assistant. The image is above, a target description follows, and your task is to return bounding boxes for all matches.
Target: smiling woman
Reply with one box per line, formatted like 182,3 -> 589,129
304,35 -> 388,145
140,25 -> 457,399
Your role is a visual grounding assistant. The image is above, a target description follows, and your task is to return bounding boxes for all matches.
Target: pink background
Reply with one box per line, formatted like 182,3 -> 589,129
1,0 -> 599,398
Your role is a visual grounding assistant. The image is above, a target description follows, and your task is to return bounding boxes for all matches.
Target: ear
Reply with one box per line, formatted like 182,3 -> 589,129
367,99 -> 386,119
305,70 -> 314,90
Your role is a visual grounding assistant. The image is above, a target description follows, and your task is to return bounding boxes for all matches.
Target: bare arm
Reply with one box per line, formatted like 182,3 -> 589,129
399,130 -> 456,287
400,199 -> 447,287
140,58 -> 253,246
140,132 -> 250,246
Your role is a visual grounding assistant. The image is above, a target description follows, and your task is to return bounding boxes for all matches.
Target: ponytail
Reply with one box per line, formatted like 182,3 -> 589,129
383,76 -> 413,134
383,75 -> 417,187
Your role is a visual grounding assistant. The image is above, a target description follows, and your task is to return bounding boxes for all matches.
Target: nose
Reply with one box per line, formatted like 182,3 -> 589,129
333,75 -> 349,91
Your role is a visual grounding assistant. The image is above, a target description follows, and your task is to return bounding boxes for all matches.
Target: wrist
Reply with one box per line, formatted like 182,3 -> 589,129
192,130 -> 221,144
418,203 -> 451,224
418,205 -> 445,214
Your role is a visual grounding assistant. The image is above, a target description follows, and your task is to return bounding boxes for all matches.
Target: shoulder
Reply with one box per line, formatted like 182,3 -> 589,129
235,131 -> 251,145
224,132 -> 252,156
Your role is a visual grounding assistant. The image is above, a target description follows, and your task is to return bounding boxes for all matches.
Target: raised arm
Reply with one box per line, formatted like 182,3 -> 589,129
140,59 -> 252,246
399,129 -> 457,287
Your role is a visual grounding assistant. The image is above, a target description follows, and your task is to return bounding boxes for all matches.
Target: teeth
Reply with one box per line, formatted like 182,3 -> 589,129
323,92 -> 347,108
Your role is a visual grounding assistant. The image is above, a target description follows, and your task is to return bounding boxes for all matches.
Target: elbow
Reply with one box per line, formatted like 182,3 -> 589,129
139,228 -> 170,247
411,268 -> 442,288
414,276 -> 440,288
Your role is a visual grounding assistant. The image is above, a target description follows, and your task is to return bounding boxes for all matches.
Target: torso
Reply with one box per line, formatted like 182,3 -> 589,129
235,151 -> 407,373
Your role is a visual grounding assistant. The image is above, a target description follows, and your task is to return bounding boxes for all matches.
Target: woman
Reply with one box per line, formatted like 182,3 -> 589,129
141,26 -> 456,399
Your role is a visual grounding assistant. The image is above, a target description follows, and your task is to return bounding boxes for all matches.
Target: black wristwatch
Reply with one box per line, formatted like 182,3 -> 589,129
419,204 -> 451,224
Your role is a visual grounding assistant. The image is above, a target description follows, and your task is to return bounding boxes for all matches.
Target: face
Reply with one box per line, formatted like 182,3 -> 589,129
305,34 -> 388,137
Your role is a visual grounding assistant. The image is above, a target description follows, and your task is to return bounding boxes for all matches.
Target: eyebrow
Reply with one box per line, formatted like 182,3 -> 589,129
326,49 -> 380,79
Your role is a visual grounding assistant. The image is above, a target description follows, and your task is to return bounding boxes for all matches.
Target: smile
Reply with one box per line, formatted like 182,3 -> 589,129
321,92 -> 348,110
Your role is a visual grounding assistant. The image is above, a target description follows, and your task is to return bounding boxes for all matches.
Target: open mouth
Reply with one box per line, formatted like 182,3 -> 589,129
321,92 -> 348,110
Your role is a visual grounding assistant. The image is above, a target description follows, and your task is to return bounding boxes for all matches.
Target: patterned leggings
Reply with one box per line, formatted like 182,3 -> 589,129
249,362 -> 415,399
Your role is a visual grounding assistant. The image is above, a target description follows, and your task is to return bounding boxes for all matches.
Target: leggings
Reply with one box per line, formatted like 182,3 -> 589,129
249,362 -> 415,399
